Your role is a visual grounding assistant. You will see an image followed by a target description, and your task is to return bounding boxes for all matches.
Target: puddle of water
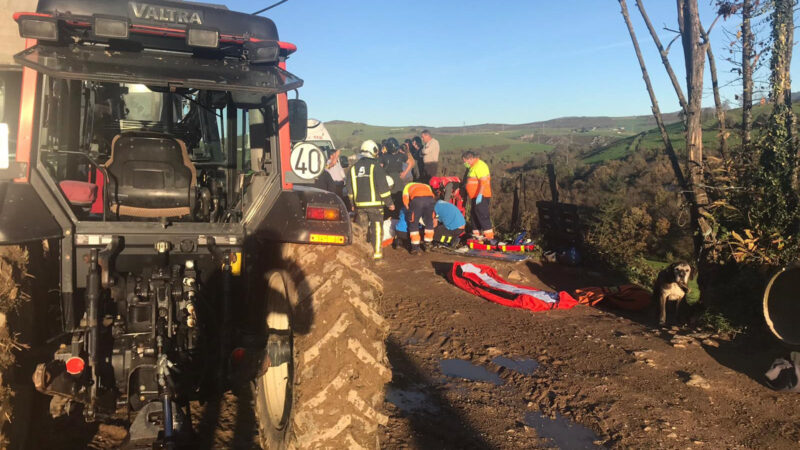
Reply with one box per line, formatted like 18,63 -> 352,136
439,359 -> 503,385
492,356 -> 539,375
524,412 -> 602,449
386,387 -> 439,414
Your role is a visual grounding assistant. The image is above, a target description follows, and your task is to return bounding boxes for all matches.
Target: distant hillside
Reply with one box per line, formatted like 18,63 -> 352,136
325,93 -> 800,166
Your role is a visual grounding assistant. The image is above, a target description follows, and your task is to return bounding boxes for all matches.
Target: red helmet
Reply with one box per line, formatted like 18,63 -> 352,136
429,177 -> 441,189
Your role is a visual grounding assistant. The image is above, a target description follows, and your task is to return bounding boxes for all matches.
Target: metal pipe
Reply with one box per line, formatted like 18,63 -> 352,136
85,249 -> 101,419
218,258 -> 232,391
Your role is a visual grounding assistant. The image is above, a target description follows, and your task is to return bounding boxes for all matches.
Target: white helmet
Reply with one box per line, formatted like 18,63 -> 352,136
360,140 -> 379,158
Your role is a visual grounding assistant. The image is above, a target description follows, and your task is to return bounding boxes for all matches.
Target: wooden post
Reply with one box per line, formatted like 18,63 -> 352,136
511,174 -> 522,230
546,163 -> 559,205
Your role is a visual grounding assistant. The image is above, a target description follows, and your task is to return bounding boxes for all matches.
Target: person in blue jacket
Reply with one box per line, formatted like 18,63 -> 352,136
393,207 -> 410,250
433,200 -> 466,247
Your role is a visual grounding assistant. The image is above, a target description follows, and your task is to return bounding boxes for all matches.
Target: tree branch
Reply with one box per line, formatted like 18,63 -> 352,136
636,0 -> 689,114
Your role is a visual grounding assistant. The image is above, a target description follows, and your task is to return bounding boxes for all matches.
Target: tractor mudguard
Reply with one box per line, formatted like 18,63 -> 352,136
248,186 -> 352,245
0,181 -> 62,244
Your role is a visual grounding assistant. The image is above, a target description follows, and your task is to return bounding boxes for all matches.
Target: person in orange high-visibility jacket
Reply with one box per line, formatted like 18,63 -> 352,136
402,182 -> 436,254
462,151 -> 494,240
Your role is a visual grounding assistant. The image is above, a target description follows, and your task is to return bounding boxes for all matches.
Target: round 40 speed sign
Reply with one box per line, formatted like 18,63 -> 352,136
290,142 -> 326,180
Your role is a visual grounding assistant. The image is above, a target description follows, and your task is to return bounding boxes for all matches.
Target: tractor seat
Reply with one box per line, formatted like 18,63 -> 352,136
60,180 -> 98,208
105,132 -> 197,219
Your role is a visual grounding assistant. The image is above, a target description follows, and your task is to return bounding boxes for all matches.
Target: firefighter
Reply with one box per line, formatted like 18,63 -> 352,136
462,151 -> 494,241
347,140 -> 395,260
402,182 -> 436,254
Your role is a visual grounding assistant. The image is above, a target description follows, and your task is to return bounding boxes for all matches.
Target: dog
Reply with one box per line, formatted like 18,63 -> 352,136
653,262 -> 694,326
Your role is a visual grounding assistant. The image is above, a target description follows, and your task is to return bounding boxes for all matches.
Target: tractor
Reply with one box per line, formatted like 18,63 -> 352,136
0,1 -> 389,448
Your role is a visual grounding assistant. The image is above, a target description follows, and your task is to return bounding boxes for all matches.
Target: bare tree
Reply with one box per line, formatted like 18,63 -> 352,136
701,23 -> 729,159
771,0 -> 794,130
679,0 -> 713,256
618,0 -> 689,199
742,0 -> 755,151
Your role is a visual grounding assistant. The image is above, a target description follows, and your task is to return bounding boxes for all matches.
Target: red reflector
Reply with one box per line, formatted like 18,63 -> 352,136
306,207 -> 340,221
66,357 -> 85,375
231,347 -> 246,363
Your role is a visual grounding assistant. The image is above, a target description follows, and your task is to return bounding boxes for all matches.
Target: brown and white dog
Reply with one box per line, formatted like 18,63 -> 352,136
653,262 -> 694,325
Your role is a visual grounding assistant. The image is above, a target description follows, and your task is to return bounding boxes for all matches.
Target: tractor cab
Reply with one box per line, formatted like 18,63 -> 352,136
11,1 -> 309,226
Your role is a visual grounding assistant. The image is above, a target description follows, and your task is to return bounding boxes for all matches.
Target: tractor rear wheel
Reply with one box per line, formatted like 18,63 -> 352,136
254,233 -> 391,449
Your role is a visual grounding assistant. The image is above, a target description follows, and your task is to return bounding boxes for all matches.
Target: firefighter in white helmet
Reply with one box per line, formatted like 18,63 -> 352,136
346,140 -> 395,260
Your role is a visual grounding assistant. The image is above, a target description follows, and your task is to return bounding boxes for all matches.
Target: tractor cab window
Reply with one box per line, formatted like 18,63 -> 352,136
36,76 -> 279,224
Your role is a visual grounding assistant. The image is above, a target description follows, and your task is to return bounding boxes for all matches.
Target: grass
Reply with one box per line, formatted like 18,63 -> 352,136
582,102 -> 800,164
325,122 -> 555,164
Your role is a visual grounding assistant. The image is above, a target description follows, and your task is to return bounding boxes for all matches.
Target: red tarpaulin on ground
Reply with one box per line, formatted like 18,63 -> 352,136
449,262 -> 578,312
572,285 -> 651,311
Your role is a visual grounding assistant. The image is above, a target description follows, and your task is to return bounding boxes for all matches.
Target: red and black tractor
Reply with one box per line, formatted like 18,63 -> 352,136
0,1 -> 390,448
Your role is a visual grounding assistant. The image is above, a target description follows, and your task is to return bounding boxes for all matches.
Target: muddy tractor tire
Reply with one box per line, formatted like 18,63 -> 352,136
254,228 -> 391,449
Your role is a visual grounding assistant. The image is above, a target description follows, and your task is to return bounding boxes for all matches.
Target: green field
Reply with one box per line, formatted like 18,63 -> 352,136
324,100 -> 800,167
581,102 -> 800,164
325,121 -> 556,164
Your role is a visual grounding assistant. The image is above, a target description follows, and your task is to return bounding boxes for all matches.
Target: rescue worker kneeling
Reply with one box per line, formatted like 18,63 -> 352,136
402,182 -> 436,254
433,200 -> 466,247
347,140 -> 395,260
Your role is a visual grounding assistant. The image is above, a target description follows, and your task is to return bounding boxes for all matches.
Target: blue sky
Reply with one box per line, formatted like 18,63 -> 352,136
224,0 -> 797,127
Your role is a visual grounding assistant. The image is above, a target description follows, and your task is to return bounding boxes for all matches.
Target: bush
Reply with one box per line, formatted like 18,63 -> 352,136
584,201 -> 658,287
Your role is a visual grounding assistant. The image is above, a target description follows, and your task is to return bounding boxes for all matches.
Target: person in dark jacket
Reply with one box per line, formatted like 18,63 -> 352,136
347,140 -> 395,260
410,136 -> 424,181
380,138 -> 408,217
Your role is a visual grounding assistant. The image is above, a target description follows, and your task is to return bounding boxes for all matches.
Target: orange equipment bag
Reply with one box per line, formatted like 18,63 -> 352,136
573,285 -> 651,311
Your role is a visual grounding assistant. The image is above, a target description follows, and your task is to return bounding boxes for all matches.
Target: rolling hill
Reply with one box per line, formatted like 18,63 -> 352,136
324,95 -> 800,167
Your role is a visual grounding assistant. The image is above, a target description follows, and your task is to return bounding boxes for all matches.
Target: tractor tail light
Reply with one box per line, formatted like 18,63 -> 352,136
306,206 -> 340,221
65,356 -> 85,375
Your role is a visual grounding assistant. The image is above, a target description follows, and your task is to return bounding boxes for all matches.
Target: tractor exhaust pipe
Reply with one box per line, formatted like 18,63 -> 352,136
763,264 -> 800,346
85,249 -> 101,419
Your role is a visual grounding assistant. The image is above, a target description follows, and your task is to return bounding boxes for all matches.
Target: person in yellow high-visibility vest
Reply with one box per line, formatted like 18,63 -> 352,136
462,151 -> 494,241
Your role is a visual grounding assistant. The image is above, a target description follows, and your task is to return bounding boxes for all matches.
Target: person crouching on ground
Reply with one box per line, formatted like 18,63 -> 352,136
402,182 -> 436,254
393,207 -> 410,250
433,200 -> 466,247
347,140 -> 395,260
462,151 -> 494,241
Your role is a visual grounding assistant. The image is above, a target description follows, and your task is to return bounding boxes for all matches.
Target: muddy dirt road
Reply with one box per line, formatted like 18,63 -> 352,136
7,243 -> 800,449
375,248 -> 800,449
